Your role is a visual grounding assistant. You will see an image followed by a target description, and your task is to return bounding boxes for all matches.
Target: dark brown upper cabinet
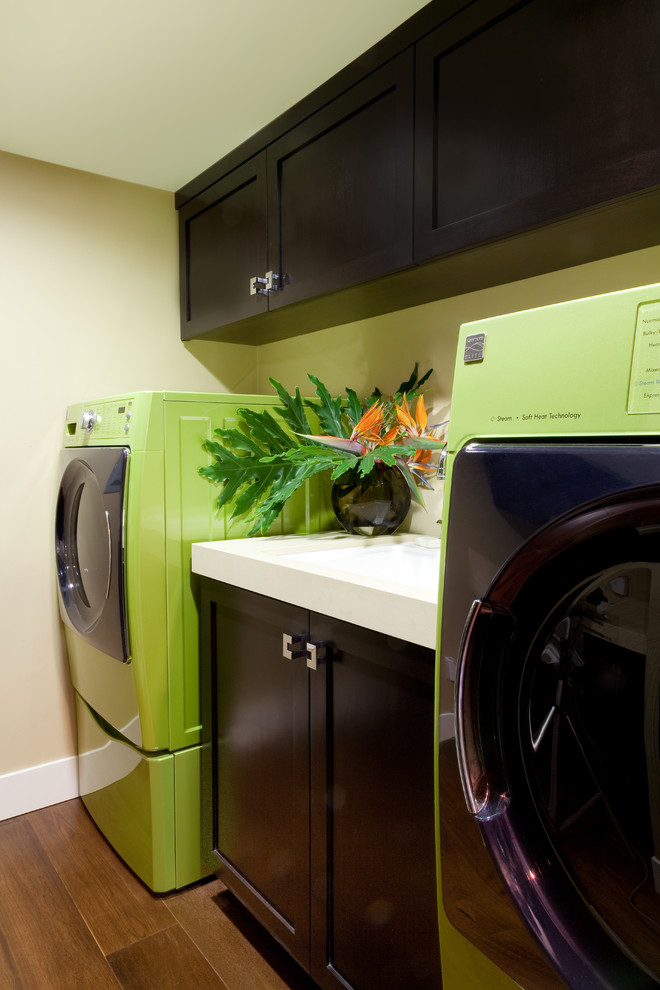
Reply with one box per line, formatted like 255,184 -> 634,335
179,51 -> 414,342
414,0 -> 660,263
179,154 -> 268,337
178,0 -> 660,344
266,49 -> 414,311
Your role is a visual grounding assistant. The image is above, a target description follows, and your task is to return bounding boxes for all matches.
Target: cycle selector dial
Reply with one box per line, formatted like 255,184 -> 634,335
80,409 -> 101,433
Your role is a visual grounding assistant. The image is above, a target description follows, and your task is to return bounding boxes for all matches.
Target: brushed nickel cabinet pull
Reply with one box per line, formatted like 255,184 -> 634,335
282,633 -> 307,660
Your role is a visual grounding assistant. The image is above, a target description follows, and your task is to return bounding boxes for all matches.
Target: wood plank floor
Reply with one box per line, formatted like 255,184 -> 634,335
0,799 -> 319,990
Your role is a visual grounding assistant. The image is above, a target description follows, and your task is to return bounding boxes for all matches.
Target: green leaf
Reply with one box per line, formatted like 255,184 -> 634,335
415,367 -> 433,391
330,458 -> 359,481
372,447 -> 399,467
207,428 -> 265,458
199,445 -> 260,511
394,456 -> 427,507
395,363 -> 434,398
306,374 -> 347,437
232,465 -> 282,517
396,362 -> 420,397
248,456 -> 335,536
356,449 -> 379,475
237,407 -> 296,454
344,387 -> 363,427
267,378 -> 313,437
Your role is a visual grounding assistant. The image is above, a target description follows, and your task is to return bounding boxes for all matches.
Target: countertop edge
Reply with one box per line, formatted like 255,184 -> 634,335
192,535 -> 439,650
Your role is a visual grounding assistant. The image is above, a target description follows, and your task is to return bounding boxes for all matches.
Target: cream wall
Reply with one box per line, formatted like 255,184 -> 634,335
0,150 -> 257,796
2,146 -> 660,813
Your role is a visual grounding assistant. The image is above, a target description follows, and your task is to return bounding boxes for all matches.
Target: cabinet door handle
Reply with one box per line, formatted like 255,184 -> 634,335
306,642 -> 327,670
283,633 -> 307,660
249,274 -> 268,296
265,270 -> 281,292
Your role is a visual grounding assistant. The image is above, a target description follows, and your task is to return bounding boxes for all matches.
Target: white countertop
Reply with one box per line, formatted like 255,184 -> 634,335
192,532 -> 441,649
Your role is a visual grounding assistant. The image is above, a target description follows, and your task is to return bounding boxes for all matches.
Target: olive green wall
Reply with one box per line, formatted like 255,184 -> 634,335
255,244 -> 660,404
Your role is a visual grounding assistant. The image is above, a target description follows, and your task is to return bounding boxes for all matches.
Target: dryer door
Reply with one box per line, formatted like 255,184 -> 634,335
455,490 -> 660,989
56,447 -> 129,661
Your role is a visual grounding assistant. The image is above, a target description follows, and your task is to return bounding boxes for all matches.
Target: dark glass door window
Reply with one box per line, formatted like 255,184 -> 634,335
523,561 -> 660,981
55,448 -> 129,662
441,444 -> 660,989
456,503 -> 660,988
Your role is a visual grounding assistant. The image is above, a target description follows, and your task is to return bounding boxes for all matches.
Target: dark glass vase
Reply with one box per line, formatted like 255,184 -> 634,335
331,463 -> 411,537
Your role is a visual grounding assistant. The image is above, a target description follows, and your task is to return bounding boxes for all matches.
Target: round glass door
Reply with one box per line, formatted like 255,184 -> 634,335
522,558 -> 660,982
56,460 -> 111,630
55,448 -> 128,662
457,495 -> 660,989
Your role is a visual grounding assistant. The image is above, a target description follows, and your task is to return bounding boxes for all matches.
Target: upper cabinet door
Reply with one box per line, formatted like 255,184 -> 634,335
179,153 -> 268,339
267,49 -> 414,310
414,0 -> 660,264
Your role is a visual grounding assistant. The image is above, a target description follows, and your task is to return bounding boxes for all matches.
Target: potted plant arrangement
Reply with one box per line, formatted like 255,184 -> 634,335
200,365 -> 447,537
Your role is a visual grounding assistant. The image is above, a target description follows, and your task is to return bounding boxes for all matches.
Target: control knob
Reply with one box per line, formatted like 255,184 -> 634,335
80,410 -> 100,433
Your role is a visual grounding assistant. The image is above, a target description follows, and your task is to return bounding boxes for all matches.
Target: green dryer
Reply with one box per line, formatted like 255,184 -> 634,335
56,391 -> 327,891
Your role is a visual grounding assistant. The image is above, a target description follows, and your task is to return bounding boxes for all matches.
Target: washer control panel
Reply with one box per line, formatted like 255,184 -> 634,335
65,398 -> 135,440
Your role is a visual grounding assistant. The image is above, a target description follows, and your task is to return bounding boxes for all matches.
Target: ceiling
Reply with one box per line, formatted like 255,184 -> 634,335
1,0 -> 429,192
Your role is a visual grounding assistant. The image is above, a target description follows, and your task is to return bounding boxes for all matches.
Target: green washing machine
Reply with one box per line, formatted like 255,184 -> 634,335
55,391 -> 327,892
437,284 -> 660,988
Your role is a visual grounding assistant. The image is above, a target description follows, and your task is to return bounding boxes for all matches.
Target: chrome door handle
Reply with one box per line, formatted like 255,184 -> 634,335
249,274 -> 268,296
250,271 -> 283,296
265,270 -> 281,292
306,642 -> 327,671
456,599 -> 514,821
283,633 -> 307,660
104,510 -> 112,600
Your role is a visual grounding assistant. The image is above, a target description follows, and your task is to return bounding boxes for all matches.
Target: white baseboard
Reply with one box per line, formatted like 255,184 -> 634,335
0,756 -> 79,821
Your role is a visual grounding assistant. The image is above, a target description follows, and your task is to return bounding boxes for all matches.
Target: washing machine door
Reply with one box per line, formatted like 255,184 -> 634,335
56,447 -> 129,662
455,488 -> 660,989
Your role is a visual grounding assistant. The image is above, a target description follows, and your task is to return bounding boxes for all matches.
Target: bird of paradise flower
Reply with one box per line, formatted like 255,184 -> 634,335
299,392 -> 447,506
201,368 -> 447,534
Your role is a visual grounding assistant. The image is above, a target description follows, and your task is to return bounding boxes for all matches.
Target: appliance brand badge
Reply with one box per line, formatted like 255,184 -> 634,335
464,332 -> 486,363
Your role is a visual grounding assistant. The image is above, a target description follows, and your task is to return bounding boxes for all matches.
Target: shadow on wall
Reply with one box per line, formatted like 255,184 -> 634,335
183,340 -> 259,395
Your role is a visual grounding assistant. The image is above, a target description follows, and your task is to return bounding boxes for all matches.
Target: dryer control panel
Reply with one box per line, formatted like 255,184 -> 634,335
64,398 -> 135,443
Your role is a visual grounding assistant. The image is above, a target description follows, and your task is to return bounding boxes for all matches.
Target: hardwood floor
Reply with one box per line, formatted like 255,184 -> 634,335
0,799 -> 319,990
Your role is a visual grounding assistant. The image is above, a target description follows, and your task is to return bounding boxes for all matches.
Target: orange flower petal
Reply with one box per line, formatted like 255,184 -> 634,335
353,402 -> 383,439
375,426 -> 401,447
395,395 -> 416,431
415,394 -> 428,431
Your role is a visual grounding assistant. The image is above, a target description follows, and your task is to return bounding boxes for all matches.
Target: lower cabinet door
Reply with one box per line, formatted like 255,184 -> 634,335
207,582 -> 442,988
308,613 -> 442,990
210,583 -> 311,969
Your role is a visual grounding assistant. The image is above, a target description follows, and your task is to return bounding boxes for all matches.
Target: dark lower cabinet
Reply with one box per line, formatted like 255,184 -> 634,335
202,580 -> 442,990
